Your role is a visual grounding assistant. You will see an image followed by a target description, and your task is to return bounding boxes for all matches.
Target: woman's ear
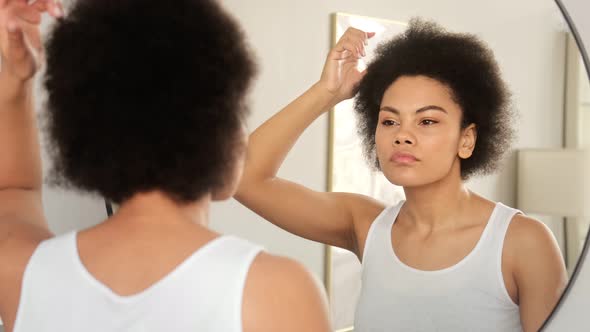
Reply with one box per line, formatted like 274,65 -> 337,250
458,123 -> 477,159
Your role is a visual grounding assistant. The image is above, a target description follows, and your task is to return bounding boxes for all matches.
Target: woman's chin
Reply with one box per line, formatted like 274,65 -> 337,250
384,172 -> 438,188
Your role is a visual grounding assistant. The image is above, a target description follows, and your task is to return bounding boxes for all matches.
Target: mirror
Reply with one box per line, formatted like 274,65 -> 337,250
1,0 -> 588,331
216,0 -> 589,331
324,9 -> 587,331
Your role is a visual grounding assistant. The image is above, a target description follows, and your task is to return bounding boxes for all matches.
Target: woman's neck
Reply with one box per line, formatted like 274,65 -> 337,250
402,168 -> 476,231
109,190 -> 211,227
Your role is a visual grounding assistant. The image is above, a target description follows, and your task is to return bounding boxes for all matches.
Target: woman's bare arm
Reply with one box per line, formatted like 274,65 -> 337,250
0,0 -> 62,239
506,215 -> 568,332
0,1 -> 62,329
235,28 -> 383,253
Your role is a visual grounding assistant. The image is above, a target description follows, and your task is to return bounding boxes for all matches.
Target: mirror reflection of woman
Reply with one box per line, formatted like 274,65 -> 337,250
237,19 -> 568,332
0,0 -> 331,331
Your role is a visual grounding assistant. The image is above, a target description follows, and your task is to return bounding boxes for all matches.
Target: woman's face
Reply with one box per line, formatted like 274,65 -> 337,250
375,75 -> 476,188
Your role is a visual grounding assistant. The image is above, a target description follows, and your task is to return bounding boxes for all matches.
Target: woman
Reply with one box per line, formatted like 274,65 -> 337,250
236,19 -> 567,331
0,0 -> 331,331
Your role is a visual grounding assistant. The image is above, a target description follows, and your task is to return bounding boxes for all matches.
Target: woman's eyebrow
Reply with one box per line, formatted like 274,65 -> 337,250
379,105 -> 448,114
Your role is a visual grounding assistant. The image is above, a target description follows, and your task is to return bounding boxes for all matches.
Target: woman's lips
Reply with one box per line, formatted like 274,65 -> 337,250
390,152 -> 419,164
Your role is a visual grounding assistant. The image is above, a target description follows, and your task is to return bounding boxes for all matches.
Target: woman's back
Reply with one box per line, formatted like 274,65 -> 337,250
14,232 -> 261,332
0,193 -> 331,332
0,0 -> 332,330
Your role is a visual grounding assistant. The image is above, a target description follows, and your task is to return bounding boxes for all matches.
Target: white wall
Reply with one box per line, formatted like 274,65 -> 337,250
217,0 -> 569,280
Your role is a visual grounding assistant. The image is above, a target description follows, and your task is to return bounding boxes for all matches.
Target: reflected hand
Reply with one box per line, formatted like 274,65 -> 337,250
0,0 -> 63,82
318,27 -> 375,103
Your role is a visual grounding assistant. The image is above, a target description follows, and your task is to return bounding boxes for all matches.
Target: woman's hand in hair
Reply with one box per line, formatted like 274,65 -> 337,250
318,27 -> 375,103
0,0 -> 62,83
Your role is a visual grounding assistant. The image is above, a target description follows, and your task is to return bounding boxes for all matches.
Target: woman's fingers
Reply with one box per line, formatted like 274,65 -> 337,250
317,26 -> 376,99
334,37 -> 365,58
2,0 -> 60,53
4,20 -> 29,64
30,0 -> 49,13
333,28 -> 375,59
9,2 -> 42,24
2,0 -> 61,34
0,0 -> 52,81
19,18 -> 42,51
8,0 -> 63,20
29,0 -> 62,18
47,0 -> 63,18
345,28 -> 374,45
3,21 -> 43,80
5,19 -> 41,57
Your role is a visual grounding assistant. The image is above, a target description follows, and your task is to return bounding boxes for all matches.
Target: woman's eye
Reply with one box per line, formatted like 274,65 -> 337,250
381,119 -> 397,126
421,119 -> 438,126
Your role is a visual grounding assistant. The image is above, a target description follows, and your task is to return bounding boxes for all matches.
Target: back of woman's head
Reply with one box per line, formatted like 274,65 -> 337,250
44,0 -> 256,204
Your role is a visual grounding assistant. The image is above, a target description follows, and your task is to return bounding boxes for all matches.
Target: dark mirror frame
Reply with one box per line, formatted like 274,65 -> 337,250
540,1 -> 590,328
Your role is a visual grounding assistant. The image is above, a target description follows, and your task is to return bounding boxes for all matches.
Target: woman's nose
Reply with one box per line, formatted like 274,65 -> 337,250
394,127 -> 415,145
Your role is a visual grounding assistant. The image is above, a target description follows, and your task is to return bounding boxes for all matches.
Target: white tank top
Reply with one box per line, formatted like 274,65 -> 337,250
13,232 -> 263,332
355,201 -> 523,332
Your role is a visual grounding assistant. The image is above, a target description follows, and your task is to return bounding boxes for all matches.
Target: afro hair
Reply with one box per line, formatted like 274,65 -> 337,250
43,0 -> 257,203
355,18 -> 514,179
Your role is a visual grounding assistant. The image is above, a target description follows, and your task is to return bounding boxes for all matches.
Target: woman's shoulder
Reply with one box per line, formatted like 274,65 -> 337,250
466,195 -> 555,251
503,213 -> 565,280
0,221 -> 53,279
242,252 -> 331,332
481,195 -> 557,253
505,214 -> 558,250
0,221 -> 53,331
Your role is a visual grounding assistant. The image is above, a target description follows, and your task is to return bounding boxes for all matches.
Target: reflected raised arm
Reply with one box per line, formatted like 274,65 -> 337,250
235,28 -> 384,255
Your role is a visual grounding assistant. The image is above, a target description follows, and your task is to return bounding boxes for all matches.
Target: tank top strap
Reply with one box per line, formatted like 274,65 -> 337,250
361,200 -> 404,263
29,230 -> 78,274
482,202 -> 522,255
178,235 -> 264,332
473,202 -> 522,309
